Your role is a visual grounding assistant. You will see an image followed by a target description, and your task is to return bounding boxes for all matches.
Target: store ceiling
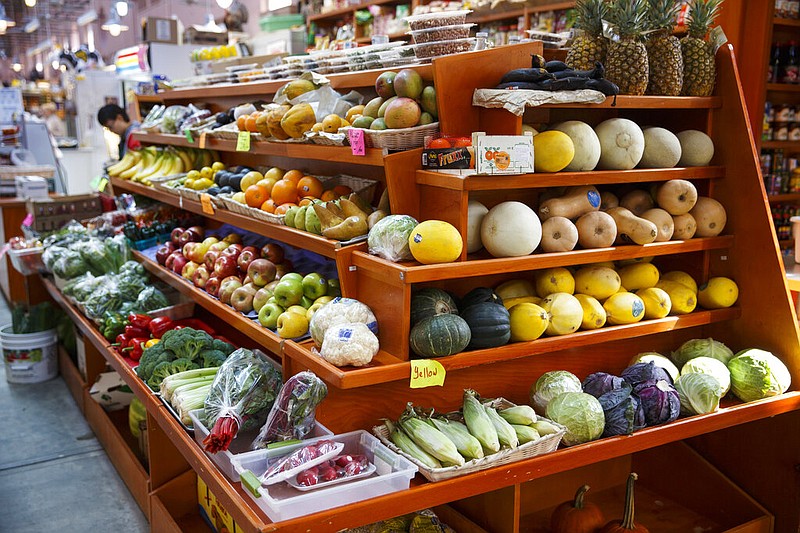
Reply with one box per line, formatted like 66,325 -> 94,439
0,0 -> 97,56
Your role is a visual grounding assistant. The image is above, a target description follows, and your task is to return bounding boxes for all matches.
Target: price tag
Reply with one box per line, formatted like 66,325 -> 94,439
98,177 -> 108,192
184,128 -> 194,143
22,213 -> 33,226
348,129 -> 366,156
199,131 -> 207,149
236,130 -> 251,152
409,359 -> 446,389
200,193 -> 215,215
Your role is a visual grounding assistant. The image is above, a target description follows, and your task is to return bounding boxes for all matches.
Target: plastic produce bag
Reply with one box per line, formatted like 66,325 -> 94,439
202,349 -> 283,453
367,215 -> 418,262
251,371 -> 328,449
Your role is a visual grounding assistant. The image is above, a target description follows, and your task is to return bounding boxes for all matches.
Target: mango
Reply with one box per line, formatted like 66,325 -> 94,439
394,69 -> 424,99
419,112 -> 434,125
284,79 -> 316,100
280,103 -> 316,139
363,97 -> 384,119
370,118 -> 388,130
345,105 -> 365,123
322,114 -> 343,133
384,98 -> 421,129
375,71 -> 397,98
352,115 -> 375,129
421,86 -> 438,117
378,96 -> 397,118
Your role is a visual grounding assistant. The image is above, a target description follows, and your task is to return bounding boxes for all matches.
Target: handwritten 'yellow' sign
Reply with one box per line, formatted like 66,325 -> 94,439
410,360 -> 446,389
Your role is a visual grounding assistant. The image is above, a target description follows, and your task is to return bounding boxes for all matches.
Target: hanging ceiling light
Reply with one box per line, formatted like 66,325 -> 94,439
115,1 -> 128,17
101,7 -> 128,37
24,0 -> 36,7
216,0 -> 234,8
12,62 -> 22,72
0,4 -> 17,33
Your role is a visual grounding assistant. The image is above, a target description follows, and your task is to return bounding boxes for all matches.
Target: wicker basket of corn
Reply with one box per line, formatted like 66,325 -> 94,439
372,390 -> 566,482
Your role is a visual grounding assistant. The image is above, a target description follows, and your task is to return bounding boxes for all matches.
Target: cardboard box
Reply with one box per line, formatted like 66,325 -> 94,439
14,176 -> 49,199
475,134 -> 534,175
185,27 -> 228,45
422,147 -> 474,170
143,17 -> 179,44
89,371 -> 134,411
197,476 -> 241,533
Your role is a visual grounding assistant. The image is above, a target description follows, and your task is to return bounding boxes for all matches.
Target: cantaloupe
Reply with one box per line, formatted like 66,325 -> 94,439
481,201 -> 542,257
677,130 -> 714,166
551,121 -> 601,171
639,127 -> 682,168
466,200 -> 489,253
595,118 -> 645,170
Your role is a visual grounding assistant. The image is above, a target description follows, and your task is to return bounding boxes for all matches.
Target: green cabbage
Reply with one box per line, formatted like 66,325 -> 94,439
530,370 -> 582,415
728,349 -> 791,402
675,373 -> 723,415
680,356 -> 731,395
367,215 -> 418,262
672,338 -> 734,367
630,352 -> 680,382
545,392 -> 604,446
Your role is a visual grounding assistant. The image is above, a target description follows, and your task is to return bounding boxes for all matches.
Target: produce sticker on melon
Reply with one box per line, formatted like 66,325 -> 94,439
476,135 -> 534,175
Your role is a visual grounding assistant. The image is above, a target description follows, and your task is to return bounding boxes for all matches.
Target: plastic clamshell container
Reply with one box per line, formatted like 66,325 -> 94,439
231,430 -> 418,522
189,408 -> 334,482
412,37 -> 476,59
261,441 -> 344,485
286,462 -> 376,492
8,246 -> 45,275
409,23 -> 475,44
405,9 -> 471,31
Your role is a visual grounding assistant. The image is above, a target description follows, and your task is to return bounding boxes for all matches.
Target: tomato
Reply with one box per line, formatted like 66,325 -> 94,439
429,138 -> 452,149
453,137 -> 472,147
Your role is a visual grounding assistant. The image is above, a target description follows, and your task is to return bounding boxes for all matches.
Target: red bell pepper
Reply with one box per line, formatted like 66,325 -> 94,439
124,325 -> 150,338
148,316 -> 174,338
127,313 -> 152,329
173,318 -> 215,335
123,338 -> 149,361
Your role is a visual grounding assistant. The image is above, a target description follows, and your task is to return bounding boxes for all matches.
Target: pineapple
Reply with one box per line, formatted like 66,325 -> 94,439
681,0 -> 723,96
566,0 -> 609,71
646,0 -> 684,95
606,0 -> 649,96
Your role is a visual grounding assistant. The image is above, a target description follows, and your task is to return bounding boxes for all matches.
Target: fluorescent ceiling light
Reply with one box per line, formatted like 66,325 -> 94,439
0,4 -> 16,32
77,9 -> 98,26
24,0 -> 36,7
217,0 -> 234,8
25,18 -> 39,33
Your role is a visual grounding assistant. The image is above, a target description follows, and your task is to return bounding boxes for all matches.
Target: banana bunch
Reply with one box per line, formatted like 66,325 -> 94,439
107,146 -> 218,186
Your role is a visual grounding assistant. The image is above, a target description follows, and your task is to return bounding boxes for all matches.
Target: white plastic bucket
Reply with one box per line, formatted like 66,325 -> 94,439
1,325 -> 58,383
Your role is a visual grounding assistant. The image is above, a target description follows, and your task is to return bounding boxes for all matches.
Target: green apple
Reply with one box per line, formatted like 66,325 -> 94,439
326,278 -> 341,297
300,296 -> 314,308
276,311 -> 309,339
306,302 -> 324,321
258,302 -> 283,329
314,295 -> 335,305
281,272 -> 303,283
302,273 -> 328,300
273,278 -> 304,308
287,305 -> 308,316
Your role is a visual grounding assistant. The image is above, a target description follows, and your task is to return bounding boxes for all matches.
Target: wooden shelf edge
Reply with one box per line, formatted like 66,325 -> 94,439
768,193 -> 800,203
536,95 -> 721,109
352,235 -> 735,284
766,83 -> 800,93
308,0 -> 403,22
762,140 -> 800,150
132,250 -> 283,356
774,17 -> 800,27
284,307 -> 740,388
136,94 -> 163,103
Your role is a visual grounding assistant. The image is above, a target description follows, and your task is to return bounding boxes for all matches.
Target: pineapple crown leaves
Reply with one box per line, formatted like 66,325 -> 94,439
574,0 -> 609,36
646,0 -> 682,32
686,0 -> 723,39
608,0 -> 649,40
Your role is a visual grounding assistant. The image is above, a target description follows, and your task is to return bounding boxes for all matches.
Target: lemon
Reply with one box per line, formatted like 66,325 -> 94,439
661,270 -> 698,293
232,191 -> 246,204
509,303 -> 550,342
574,266 -> 621,300
540,292 -> 583,336
603,292 -> 646,325
211,161 -> 225,171
618,262 -> 660,290
186,169 -> 200,180
193,177 -> 214,190
535,267 -> 575,297
496,279 -> 537,300
698,277 -> 739,309
636,287 -> 672,319
655,280 -> 697,314
408,220 -> 463,264
533,130 -> 575,173
503,295 -> 542,310
574,294 -> 606,329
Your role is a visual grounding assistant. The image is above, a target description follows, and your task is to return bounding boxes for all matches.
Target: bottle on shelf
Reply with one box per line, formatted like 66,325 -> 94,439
783,41 -> 799,84
769,41 -> 782,83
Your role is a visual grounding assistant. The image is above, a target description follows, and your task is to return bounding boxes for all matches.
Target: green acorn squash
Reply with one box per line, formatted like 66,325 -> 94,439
409,314 -> 471,358
460,287 -> 503,309
410,288 -> 459,327
461,302 -> 511,349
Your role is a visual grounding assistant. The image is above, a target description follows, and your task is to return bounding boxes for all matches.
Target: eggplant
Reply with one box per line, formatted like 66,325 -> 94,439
500,68 -> 554,84
545,60 -> 570,73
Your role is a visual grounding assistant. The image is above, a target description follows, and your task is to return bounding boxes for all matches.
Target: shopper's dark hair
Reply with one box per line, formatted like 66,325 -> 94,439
97,104 -> 129,126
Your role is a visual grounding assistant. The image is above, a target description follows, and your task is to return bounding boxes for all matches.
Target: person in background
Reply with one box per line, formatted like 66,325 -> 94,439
97,104 -> 140,158
41,102 -> 66,138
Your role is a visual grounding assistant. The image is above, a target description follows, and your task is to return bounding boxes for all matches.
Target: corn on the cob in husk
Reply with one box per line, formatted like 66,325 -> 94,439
533,419 -> 562,436
385,419 -> 442,469
511,424 -> 541,444
463,389 -> 500,454
399,405 -> 465,466
429,417 -> 484,460
499,405 -> 537,425
484,404 -> 519,449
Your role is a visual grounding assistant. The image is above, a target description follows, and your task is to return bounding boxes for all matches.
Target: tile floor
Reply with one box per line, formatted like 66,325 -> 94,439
0,297 -> 149,532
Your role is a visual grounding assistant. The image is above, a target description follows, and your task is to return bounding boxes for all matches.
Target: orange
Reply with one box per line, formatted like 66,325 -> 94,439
261,198 -> 277,213
256,177 -> 278,195
274,203 -> 297,215
270,179 -> 298,205
297,176 -> 324,199
453,137 -> 472,147
320,189 -> 336,202
332,184 -> 352,198
245,184 -> 269,208
236,115 -> 248,131
245,113 -> 259,133
283,169 -> 304,185
299,197 -> 315,207
429,138 -> 452,149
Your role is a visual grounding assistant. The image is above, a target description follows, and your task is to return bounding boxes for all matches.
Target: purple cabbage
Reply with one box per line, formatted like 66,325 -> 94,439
633,379 -> 680,426
582,372 -> 626,399
622,361 -> 674,386
598,383 -> 646,437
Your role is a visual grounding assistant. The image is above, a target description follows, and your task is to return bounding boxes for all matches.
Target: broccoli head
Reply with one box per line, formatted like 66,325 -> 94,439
200,349 -> 227,368
170,357 -> 199,374
137,343 -> 175,381
161,327 -> 214,361
147,361 -> 174,389
212,339 -> 236,355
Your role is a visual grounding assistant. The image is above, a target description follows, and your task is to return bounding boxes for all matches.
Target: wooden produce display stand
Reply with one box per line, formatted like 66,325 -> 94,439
61,40 -> 800,532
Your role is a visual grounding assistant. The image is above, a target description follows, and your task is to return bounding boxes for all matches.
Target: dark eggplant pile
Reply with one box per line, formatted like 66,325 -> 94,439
495,55 -> 620,98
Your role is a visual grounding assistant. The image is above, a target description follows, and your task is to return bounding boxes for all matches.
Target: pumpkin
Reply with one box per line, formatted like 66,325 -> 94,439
410,288 -> 459,327
461,287 -> 503,309
409,314 -> 471,358
460,302 -> 511,349
550,485 -> 605,533
598,473 -> 649,532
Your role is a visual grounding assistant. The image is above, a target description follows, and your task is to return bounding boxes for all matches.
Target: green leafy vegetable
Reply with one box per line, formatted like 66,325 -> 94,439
728,349 -> 791,402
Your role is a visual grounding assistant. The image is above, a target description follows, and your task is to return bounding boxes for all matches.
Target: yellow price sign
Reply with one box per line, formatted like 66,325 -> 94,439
200,193 -> 215,215
199,131 -> 207,149
236,130 -> 251,152
409,360 -> 446,389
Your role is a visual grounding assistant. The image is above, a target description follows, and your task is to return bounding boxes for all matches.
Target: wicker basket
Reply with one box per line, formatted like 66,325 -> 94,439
304,131 -> 348,146
216,193 -> 285,225
340,122 -> 439,150
320,174 -> 379,203
372,398 -> 565,482
207,124 -> 266,142
151,174 -> 185,195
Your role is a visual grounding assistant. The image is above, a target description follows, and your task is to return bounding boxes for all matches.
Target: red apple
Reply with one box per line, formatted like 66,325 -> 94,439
209,241 -> 230,252
223,233 -> 242,244
182,242 -> 197,259
204,249 -> 221,271
214,255 -> 238,278
181,261 -> 199,280
221,243 -> 243,260
165,251 -> 182,271
237,246 -> 259,273
205,275 -> 222,297
274,262 -> 290,280
261,243 -> 285,264
219,276 -> 243,305
156,243 -> 175,265
172,254 -> 189,275
247,259 -> 277,287
192,265 -> 211,288
179,227 -> 203,246
170,227 -> 185,246
231,285 -> 257,313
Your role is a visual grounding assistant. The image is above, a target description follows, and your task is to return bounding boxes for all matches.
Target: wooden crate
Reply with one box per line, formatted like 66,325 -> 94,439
149,470 -> 213,533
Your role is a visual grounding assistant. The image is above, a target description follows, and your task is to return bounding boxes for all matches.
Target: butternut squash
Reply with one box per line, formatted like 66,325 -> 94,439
671,213 -> 697,239
576,211 -> 617,249
539,185 -> 601,221
600,191 -> 620,210
690,196 -> 727,237
606,207 -> 658,245
619,189 -> 654,216
541,217 -> 579,252
640,208 -> 674,241
655,179 -> 697,215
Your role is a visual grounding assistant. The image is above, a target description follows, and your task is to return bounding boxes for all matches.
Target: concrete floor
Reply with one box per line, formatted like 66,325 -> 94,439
0,299 -> 149,532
